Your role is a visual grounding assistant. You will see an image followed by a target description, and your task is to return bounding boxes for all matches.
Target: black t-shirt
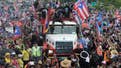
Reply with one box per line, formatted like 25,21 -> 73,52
31,34 -> 37,43
42,11 -> 46,19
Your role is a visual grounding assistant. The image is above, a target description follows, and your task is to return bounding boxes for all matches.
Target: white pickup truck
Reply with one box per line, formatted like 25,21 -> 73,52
45,21 -> 78,56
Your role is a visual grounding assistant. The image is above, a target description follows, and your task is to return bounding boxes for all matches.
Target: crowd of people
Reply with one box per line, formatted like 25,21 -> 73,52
0,0 -> 121,68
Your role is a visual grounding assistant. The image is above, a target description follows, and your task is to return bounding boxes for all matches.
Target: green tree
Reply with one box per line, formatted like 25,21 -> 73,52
98,0 -> 121,8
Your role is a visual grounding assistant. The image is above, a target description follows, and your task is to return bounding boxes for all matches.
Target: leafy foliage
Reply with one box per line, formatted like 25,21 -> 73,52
97,0 -> 121,9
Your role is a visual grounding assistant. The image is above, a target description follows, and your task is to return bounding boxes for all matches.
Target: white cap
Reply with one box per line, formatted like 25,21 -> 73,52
11,52 -> 16,55
18,54 -> 23,57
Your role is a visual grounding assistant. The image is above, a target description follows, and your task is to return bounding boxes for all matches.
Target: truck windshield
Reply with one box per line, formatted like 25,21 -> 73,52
48,25 -> 76,34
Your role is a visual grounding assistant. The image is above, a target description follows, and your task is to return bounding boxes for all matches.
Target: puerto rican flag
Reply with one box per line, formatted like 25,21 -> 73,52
43,9 -> 50,33
73,0 -> 89,22
14,26 -> 21,39
73,10 -> 82,24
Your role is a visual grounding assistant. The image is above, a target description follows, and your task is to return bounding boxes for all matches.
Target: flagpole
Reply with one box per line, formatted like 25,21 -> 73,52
79,19 -> 83,39
74,10 -> 83,39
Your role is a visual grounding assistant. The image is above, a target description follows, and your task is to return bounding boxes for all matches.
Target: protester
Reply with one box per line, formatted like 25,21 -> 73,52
51,54 -> 59,68
31,43 -> 42,62
22,47 -> 30,66
17,54 -> 24,68
4,52 -> 12,67
70,54 -> 79,68
60,58 -> 71,68
11,53 -> 19,68
44,58 -> 52,68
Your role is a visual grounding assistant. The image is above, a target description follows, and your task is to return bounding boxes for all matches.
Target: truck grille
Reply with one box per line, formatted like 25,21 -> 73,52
56,42 -> 73,54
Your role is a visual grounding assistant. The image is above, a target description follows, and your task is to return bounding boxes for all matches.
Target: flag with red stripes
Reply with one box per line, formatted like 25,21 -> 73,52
72,10 -> 81,24
73,0 -> 89,22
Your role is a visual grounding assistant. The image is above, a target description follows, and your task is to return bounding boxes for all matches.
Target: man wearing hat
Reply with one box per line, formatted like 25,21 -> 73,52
5,52 -> 11,64
60,58 -> 71,68
11,52 -> 19,68
4,52 -> 12,67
